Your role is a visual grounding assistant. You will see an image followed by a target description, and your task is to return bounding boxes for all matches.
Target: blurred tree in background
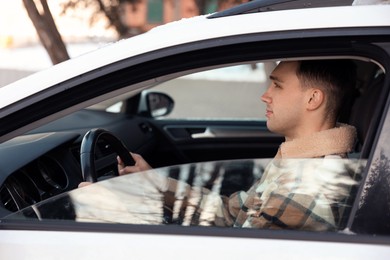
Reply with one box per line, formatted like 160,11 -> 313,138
22,0 -> 70,64
60,0 -> 246,38
23,0 -> 246,65
60,0 -> 142,39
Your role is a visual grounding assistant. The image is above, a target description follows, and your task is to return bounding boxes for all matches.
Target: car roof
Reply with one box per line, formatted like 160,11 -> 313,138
208,0 -> 354,18
0,5 -> 389,113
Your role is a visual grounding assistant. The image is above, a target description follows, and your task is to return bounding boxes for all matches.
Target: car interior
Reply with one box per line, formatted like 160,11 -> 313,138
0,49 -> 388,228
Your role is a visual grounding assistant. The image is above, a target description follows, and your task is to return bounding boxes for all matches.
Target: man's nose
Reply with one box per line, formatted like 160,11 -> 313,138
261,89 -> 271,103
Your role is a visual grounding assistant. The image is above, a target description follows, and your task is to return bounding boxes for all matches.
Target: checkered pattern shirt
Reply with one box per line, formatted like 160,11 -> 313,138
181,124 -> 357,231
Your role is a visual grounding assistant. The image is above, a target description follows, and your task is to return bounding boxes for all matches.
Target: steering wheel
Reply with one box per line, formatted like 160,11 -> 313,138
80,128 -> 135,183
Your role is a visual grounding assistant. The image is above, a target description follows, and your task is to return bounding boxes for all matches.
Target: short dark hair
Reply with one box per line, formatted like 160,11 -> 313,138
296,59 -> 357,120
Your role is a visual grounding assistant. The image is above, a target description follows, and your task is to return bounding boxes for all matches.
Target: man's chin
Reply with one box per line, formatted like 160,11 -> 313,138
266,121 -> 273,131
266,122 -> 282,135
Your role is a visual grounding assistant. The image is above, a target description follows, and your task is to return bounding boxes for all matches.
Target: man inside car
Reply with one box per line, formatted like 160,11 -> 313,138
83,59 -> 358,231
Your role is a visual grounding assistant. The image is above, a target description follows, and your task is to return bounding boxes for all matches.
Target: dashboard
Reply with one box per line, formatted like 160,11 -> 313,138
0,132 -> 83,217
0,129 -> 141,218
0,109 -> 157,218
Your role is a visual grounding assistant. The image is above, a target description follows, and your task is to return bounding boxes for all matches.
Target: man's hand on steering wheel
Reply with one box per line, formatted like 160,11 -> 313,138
78,129 -> 153,188
80,129 -> 135,183
78,153 -> 152,188
117,153 -> 152,175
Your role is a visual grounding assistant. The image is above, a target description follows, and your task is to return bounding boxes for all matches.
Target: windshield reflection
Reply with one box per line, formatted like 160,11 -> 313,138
5,158 -> 365,231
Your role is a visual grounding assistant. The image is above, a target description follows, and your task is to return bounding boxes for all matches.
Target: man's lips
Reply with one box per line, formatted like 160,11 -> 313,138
265,109 -> 273,118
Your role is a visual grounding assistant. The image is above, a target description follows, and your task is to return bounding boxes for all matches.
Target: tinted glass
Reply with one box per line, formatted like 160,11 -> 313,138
5,158 -> 364,232
353,96 -> 390,235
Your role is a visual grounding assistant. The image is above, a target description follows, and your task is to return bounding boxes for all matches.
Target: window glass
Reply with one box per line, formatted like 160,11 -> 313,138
205,0 -> 218,13
147,0 -> 163,23
5,158 -> 364,232
153,62 -> 275,121
353,96 -> 390,235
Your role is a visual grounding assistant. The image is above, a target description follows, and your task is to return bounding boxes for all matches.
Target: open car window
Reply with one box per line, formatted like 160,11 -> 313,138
95,61 -> 276,120
150,62 -> 275,120
4,158 -> 365,232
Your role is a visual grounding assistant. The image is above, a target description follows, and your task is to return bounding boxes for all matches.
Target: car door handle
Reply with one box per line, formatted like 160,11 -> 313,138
191,128 -> 216,138
164,126 -> 279,141
191,127 -> 272,139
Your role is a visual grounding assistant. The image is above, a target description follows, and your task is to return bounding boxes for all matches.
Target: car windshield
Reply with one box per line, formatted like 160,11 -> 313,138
4,158 -> 365,230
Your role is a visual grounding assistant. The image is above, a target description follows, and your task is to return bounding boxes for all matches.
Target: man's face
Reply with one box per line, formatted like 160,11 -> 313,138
261,61 -> 309,139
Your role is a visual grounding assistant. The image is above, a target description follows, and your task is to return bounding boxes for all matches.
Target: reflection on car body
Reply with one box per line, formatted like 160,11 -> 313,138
8,158 -> 365,231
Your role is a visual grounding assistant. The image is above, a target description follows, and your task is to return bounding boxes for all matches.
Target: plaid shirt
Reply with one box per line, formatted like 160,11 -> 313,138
226,157 -> 354,231
182,124 -> 357,231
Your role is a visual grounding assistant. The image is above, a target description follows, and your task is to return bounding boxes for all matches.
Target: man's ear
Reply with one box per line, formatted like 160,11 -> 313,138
306,89 -> 324,111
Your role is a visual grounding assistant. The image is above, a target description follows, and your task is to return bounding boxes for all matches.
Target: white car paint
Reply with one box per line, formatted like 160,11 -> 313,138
0,229 -> 390,260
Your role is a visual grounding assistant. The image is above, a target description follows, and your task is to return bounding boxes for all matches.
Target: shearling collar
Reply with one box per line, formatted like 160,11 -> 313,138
275,123 -> 357,159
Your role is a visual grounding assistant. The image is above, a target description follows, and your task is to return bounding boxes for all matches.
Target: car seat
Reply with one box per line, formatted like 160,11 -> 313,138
348,70 -> 385,158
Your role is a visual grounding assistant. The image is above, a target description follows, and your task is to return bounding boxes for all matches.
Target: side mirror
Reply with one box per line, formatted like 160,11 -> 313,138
139,91 -> 174,118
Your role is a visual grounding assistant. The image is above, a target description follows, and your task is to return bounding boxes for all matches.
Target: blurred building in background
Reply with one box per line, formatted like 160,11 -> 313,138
0,0 -> 244,86
121,0 -> 219,35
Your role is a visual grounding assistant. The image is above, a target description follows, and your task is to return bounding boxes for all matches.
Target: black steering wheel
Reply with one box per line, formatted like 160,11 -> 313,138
80,128 -> 135,183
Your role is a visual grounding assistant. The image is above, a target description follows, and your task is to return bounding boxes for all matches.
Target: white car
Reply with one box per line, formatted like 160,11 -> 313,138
1,1 -> 390,259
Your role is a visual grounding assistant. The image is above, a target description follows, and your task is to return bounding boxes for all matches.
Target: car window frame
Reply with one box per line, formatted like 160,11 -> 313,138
0,27 -> 389,142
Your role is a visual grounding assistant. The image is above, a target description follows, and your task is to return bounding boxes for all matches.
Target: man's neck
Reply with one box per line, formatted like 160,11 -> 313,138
285,120 -> 336,142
